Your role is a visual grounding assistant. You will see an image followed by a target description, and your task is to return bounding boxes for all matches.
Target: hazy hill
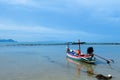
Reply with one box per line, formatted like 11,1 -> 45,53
0,39 -> 17,42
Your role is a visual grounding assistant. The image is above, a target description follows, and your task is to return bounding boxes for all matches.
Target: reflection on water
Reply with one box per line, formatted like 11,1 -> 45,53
66,57 -> 95,77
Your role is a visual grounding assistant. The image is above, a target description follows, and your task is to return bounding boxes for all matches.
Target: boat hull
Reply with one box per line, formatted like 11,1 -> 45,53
66,52 -> 95,64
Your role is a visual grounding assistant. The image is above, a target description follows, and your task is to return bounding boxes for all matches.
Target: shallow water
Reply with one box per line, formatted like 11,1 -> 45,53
0,44 -> 120,80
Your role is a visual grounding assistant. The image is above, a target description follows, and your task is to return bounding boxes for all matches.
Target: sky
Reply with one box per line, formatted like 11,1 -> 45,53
0,0 -> 120,42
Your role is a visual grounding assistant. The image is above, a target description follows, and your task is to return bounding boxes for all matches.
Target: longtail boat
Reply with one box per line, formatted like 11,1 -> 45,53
66,40 -> 95,64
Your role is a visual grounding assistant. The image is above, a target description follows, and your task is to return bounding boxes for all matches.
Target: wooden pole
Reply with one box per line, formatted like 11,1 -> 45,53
78,39 -> 81,54
94,54 -> 114,64
78,39 -> 80,50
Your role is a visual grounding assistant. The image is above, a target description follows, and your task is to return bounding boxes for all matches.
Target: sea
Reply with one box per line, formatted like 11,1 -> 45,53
0,42 -> 120,80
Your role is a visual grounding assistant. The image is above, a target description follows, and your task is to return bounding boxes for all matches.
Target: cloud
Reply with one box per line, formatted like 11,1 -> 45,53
0,23 -> 88,35
1,0 -> 120,10
0,0 -> 68,14
0,0 -> 119,41
0,0 -> 64,9
0,22 -> 105,41
0,0 -> 31,5
1,0 -> 120,16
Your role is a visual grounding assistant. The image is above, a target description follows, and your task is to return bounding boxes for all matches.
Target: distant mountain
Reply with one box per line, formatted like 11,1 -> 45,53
0,39 -> 17,42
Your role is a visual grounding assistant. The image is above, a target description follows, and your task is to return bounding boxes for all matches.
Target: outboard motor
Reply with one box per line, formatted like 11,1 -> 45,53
87,47 -> 94,54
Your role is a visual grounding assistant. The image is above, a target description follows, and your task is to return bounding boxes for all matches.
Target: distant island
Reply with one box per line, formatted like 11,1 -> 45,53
0,39 -> 17,42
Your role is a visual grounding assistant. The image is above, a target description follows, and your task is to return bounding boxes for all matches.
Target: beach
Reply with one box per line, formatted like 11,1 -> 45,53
0,44 -> 120,80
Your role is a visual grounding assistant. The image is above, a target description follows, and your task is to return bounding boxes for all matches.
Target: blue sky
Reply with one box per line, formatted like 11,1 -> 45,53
0,0 -> 120,42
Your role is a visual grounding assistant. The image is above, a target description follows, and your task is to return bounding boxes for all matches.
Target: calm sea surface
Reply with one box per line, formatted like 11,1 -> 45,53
0,43 -> 120,80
